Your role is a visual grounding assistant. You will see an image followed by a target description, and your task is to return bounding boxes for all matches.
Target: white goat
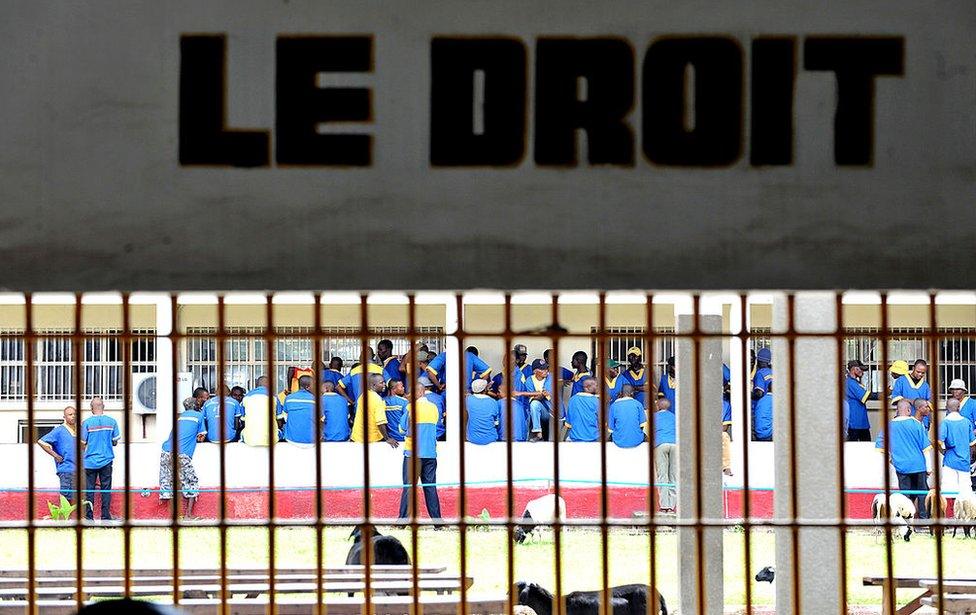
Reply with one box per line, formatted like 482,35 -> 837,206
514,494 -> 567,544
871,492 -> 916,542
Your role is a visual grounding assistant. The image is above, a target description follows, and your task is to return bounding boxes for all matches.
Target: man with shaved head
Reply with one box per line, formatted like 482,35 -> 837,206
80,397 -> 120,520
939,397 -> 976,502
38,406 -> 79,504
876,398 -> 932,520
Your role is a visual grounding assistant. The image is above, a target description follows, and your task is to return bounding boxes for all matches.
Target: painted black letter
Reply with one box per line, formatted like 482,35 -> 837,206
430,38 -> 526,166
534,38 -> 634,166
804,37 -> 904,166
179,35 -> 269,167
276,37 -> 372,166
751,38 -> 795,166
642,38 -> 742,166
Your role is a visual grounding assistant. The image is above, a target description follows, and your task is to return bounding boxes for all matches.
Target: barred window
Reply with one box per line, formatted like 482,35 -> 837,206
590,327 -> 675,373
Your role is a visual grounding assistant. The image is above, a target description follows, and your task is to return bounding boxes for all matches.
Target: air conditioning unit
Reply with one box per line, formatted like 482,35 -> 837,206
131,373 -> 157,414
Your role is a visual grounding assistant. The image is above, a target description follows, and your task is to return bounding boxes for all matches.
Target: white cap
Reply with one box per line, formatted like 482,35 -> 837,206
949,378 -> 968,392
470,379 -> 489,394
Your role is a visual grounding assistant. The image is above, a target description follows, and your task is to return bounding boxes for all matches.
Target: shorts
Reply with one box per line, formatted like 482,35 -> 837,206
158,451 -> 200,499
942,466 -> 973,499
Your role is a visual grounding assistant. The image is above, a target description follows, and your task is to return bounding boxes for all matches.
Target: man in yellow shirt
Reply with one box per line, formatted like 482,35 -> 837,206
351,373 -> 400,447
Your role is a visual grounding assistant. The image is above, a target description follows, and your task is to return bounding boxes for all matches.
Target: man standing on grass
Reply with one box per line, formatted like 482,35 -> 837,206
652,398 -> 677,513
938,397 -> 976,502
877,399 -> 931,520
80,397 -> 120,520
37,406 -> 79,504
159,387 -> 208,519
398,377 -> 442,521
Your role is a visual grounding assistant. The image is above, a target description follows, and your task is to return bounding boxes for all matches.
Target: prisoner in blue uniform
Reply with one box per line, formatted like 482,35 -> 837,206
282,383 -> 318,444
321,385 -> 351,441
202,394 -> 243,442
465,380 -> 501,444
565,378 -> 600,442
608,392 -> 647,448
752,386 -> 774,441
622,347 -> 649,406
498,394 -> 529,442
658,356 -> 677,413
384,380 -> 410,442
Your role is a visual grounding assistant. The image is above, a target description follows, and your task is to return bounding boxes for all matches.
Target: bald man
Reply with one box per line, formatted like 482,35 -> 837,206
38,406 -> 79,503
80,397 -> 120,520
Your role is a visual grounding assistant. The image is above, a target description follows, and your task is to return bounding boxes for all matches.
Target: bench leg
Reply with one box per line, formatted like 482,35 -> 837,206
882,580 -> 894,615
896,590 -> 930,615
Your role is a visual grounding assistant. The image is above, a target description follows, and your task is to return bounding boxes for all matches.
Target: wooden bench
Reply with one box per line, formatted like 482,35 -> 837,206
0,572 -> 462,589
920,580 -> 976,615
0,566 -> 448,579
0,595 -> 511,615
863,576 -> 976,615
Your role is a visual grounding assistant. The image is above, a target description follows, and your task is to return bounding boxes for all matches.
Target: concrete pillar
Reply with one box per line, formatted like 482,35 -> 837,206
153,296 -> 174,442
676,306 -> 724,615
772,292 -> 842,615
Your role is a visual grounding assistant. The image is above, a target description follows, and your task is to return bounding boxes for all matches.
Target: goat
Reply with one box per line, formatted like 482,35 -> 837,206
754,566 -> 775,583
925,489 -> 948,535
345,526 -> 410,565
514,494 -> 567,544
952,494 -> 976,538
871,493 -> 915,542
516,581 -> 666,615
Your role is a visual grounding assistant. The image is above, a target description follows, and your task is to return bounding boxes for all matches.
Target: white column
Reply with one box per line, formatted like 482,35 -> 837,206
153,296 -> 174,442
773,292 -> 842,615
676,304 -> 724,615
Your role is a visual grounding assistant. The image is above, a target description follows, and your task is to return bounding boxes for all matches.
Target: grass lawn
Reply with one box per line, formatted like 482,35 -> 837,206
1,525 -> 975,609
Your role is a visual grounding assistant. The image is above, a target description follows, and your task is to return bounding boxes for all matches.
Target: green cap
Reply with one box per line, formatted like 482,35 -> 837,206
605,359 -> 622,369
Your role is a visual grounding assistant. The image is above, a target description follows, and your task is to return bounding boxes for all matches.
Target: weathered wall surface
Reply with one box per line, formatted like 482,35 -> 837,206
1,2 -> 973,290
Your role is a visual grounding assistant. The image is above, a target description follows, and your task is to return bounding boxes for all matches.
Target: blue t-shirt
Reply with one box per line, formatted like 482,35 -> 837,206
161,409 -> 206,457
321,392 -> 351,441
569,371 -> 594,397
400,398 -> 439,458
465,394 -> 501,444
382,357 -> 402,386
425,352 -> 448,386
604,376 -> 624,408
653,410 -> 676,447
658,373 -> 676,413
565,393 -> 600,442
202,396 -> 243,442
722,399 -> 732,425
421,391 -> 446,438
79,415 -> 120,470
338,363 -> 383,403
282,389 -> 319,444
876,416 -> 930,474
846,376 -> 871,430
497,397 -> 529,442
384,394 -> 409,442
621,368 -> 649,405
608,397 -> 647,448
464,352 -> 492,390
523,373 -> 554,411
753,367 -> 773,401
939,413 -> 976,473
321,368 -> 344,388
40,425 -> 78,474
753,393 -> 774,440
959,397 -> 976,427
891,374 -> 930,405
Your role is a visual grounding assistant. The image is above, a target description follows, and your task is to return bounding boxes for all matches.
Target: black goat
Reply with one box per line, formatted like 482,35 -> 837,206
755,566 -> 775,583
516,581 -> 666,615
345,526 -> 410,565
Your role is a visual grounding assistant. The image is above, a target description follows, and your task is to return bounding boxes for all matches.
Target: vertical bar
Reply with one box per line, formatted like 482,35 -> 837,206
644,293 -> 658,615
25,293 -> 36,615
456,294 -> 469,615
313,292 -> 325,615
738,294 -> 753,615
879,293 -> 895,615
121,293 -> 133,598
835,294 -> 849,615
407,294 -> 420,615
169,293 -> 180,607
929,293 -> 945,612
217,295 -> 228,614
786,294 -> 801,615
265,293 -> 277,615
73,293 -> 83,609
691,295 -> 705,615
359,293 -> 373,615
597,293 -> 610,615
503,294 -> 515,615
549,294 -> 564,615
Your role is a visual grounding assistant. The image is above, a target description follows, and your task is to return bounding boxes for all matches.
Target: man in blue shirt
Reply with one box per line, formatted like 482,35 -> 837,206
544,349 -> 575,384
79,397 -> 120,520
603,360 -> 624,409
465,379 -> 501,444
378,339 -> 403,385
845,359 -> 876,441
202,385 -> 244,443
877,399 -> 932,519
321,380 -> 351,441
564,377 -> 600,442
608,385 -> 648,448
519,359 -> 554,442
891,359 -> 931,411
464,347 -> 493,391
321,356 -> 344,389
658,356 -> 677,413
652,398 -> 677,512
282,376 -> 319,445
491,344 -> 531,396
621,347 -> 649,407
568,351 -> 593,397
938,397 -> 976,501
384,379 -> 410,442
38,406 -> 79,504
337,360 -> 384,406
398,378 -> 442,521
496,383 -> 529,442
752,381 -> 774,441
752,347 -> 773,408
158,387 -> 208,518
948,379 -> 975,427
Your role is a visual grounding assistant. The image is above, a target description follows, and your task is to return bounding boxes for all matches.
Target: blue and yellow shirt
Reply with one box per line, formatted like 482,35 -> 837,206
400,397 -> 440,458
846,376 -> 872,431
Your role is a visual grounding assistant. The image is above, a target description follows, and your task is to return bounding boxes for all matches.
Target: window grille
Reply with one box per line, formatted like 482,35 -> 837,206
590,327 -> 675,373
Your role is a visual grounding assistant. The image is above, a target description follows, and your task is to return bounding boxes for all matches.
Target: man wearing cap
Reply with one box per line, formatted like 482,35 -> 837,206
465,379 -> 501,444
890,359 -> 931,410
518,359 -> 554,442
845,359 -> 877,441
658,356 -> 677,413
564,377 -> 600,442
604,360 -> 624,408
491,344 -> 531,397
949,379 -> 976,427
752,348 -> 773,407
621,347 -> 649,407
